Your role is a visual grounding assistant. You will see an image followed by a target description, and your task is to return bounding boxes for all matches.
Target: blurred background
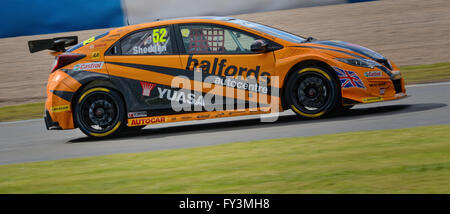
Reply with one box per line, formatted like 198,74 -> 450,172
0,0 -> 371,38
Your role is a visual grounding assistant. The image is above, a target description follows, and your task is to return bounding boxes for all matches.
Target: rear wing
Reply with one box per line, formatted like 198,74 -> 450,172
28,36 -> 78,54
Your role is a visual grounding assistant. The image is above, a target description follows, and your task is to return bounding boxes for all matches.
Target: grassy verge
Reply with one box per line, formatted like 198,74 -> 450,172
399,62 -> 450,84
0,124 -> 449,193
0,102 -> 44,122
0,62 -> 449,122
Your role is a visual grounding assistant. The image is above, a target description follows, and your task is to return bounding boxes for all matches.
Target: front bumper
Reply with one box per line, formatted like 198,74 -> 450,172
342,76 -> 407,105
44,110 -> 62,130
44,69 -> 78,130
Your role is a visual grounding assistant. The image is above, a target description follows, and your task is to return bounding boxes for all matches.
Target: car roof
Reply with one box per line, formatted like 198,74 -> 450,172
110,16 -> 297,46
157,16 -> 236,22
116,16 -> 240,33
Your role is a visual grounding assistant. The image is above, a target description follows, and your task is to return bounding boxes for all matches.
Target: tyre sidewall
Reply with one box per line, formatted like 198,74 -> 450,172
74,87 -> 126,138
285,66 -> 340,118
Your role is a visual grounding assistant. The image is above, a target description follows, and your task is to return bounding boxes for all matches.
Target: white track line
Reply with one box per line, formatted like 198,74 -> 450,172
406,81 -> 450,88
0,118 -> 42,125
1,82 -> 449,125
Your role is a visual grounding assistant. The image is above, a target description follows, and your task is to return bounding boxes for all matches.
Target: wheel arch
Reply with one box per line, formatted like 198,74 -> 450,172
71,80 -> 127,128
280,59 -> 341,110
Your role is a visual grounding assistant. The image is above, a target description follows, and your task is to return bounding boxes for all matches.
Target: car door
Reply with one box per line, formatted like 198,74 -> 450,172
175,23 -> 276,112
104,25 -> 184,113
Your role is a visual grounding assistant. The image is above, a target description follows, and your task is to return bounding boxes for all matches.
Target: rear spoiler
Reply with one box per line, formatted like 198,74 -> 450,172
28,36 -> 78,53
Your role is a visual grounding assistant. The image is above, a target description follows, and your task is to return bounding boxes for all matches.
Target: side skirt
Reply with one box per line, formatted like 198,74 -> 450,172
127,107 -> 276,127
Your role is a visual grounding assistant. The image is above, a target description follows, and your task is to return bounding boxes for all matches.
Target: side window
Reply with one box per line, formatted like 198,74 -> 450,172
120,27 -> 173,55
179,24 -> 261,54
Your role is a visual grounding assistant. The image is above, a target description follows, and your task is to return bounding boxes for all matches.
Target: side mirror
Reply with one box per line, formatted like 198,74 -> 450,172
250,40 -> 269,52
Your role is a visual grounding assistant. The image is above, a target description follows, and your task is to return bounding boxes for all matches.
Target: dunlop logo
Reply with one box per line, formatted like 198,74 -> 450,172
51,105 -> 70,112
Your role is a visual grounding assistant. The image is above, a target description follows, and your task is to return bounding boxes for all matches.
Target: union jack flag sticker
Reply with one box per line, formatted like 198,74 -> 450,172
334,67 -> 365,89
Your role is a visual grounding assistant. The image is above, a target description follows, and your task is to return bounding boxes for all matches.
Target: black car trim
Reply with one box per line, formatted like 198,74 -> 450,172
294,45 -> 393,76
293,45 -> 365,59
50,90 -> 75,102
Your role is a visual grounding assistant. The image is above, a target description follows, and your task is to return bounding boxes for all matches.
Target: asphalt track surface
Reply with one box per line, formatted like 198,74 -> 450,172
1,82 -> 450,165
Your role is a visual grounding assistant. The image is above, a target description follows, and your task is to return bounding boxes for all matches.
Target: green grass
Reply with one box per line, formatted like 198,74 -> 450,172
0,124 -> 449,194
0,62 -> 449,122
0,102 -> 44,122
399,62 -> 450,84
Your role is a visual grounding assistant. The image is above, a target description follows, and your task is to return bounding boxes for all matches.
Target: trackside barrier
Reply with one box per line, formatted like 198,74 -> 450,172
0,0 -> 375,38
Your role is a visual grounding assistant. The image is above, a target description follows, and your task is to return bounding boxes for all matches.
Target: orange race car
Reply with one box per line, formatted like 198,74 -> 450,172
28,17 -> 406,138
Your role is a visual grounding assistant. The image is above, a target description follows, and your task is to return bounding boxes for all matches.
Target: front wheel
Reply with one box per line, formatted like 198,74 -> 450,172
74,87 -> 126,138
284,66 -> 340,118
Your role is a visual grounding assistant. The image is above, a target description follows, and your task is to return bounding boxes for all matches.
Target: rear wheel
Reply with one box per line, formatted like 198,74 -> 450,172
75,87 -> 126,138
285,66 -> 340,118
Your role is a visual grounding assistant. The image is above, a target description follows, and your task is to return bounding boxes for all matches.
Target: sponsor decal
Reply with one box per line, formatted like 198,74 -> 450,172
363,97 -> 383,103
157,87 -> 206,106
129,116 -> 166,126
140,81 -> 156,96
380,88 -> 385,95
73,62 -> 104,71
128,111 -> 148,118
334,67 -> 365,89
181,29 -> 190,37
186,55 -> 271,82
89,43 -> 107,49
105,61 -> 275,95
108,33 -> 121,37
91,51 -> 100,59
197,114 -> 210,119
50,105 -> 70,112
214,76 -> 268,94
132,44 -> 167,54
364,71 -> 382,78
82,36 -> 95,46
215,112 -> 225,117
229,111 -> 242,116
369,82 -> 387,87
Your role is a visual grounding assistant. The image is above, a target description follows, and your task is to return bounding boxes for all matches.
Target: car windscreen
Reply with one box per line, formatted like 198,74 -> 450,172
228,19 -> 305,44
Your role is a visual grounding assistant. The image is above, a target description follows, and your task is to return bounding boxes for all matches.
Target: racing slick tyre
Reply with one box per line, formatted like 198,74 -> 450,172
74,87 -> 126,138
285,66 -> 340,118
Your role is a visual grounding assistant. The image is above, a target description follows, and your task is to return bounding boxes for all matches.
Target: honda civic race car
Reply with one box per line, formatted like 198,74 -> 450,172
29,17 -> 406,138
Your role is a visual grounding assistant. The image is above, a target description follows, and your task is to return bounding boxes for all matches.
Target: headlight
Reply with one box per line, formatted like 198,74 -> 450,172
336,58 -> 379,68
391,70 -> 402,80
